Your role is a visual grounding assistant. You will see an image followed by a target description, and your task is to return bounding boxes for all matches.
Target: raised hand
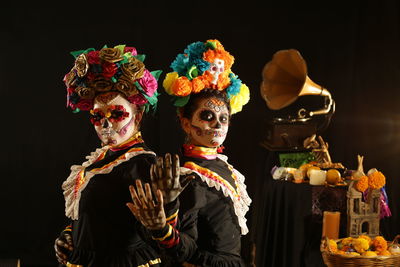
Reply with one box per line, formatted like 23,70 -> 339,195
127,179 -> 166,230
151,153 -> 194,204
54,231 -> 73,265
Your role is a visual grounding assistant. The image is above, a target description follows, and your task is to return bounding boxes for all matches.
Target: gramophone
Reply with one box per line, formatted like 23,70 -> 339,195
260,49 -> 335,151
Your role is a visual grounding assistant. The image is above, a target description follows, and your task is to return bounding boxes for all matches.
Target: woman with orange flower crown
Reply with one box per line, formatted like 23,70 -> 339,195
127,39 -> 252,266
54,45 -> 166,267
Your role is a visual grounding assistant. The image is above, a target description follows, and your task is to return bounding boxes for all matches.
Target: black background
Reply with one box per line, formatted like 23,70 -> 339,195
0,2 -> 399,266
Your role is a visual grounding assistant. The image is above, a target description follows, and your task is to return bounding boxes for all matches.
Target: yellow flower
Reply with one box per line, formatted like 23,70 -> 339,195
328,239 -> 338,252
362,251 -> 378,257
230,83 -> 250,114
342,237 -> 353,247
359,235 -> 372,245
353,237 -> 369,253
163,72 -> 179,95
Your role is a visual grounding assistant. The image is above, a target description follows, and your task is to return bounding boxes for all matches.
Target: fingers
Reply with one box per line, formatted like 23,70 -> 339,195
156,157 -> 164,184
172,154 -> 180,188
173,154 -> 180,178
65,233 -> 73,249
129,185 -> 141,208
156,189 -> 164,208
135,180 -> 148,209
164,153 -> 173,181
54,238 -> 69,264
144,183 -> 155,208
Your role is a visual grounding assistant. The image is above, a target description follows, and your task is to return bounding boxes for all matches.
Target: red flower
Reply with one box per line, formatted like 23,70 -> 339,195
76,99 -> 94,111
87,51 -> 100,64
127,94 -> 148,105
102,62 -> 118,78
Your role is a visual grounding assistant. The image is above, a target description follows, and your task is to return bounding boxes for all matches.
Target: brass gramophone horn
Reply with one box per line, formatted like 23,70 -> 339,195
260,49 -> 334,118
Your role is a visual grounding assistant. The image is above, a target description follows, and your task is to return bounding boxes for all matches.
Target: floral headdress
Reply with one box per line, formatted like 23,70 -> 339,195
63,44 -> 162,113
162,39 -> 250,114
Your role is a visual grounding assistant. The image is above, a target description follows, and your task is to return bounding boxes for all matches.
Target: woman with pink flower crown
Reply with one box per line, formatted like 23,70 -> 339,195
54,45 -> 167,267
127,40 -> 252,267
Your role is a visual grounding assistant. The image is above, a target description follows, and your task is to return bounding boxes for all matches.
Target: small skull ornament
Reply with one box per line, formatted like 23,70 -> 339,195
209,59 -> 225,85
389,244 -> 400,255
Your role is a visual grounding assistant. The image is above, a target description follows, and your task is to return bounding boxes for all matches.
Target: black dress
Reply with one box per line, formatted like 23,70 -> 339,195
61,134 -> 162,267
151,146 -> 251,267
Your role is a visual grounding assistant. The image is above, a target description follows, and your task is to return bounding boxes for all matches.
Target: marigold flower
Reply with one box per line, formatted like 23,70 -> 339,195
355,175 -> 369,192
362,251 -> 377,257
368,171 -> 386,189
359,235 -> 372,245
171,76 -> 192,97
353,237 -> 369,253
379,250 -> 391,256
328,239 -> 338,252
372,236 -> 387,252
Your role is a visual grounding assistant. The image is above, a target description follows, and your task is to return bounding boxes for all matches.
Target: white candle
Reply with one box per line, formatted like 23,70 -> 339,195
309,169 -> 327,185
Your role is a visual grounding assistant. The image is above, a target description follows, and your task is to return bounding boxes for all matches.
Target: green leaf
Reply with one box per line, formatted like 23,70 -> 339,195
114,44 -> 126,54
70,48 -> 95,58
174,96 -> 190,107
186,65 -> 198,80
206,41 -> 217,50
150,70 -> 163,81
135,54 -> 146,62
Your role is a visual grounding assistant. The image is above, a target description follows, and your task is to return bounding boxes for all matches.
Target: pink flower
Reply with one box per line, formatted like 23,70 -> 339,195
102,62 -> 118,78
127,94 -> 148,105
76,99 -> 94,111
124,46 -> 137,56
138,69 -> 158,97
87,51 -> 100,64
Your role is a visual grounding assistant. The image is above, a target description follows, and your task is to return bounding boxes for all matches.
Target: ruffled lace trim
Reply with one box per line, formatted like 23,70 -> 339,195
62,145 -> 155,220
180,154 -> 251,235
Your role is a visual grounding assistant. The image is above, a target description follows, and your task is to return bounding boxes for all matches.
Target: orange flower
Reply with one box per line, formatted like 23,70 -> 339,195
368,171 -> 386,189
216,72 -> 231,90
355,176 -> 369,192
171,77 -> 192,97
372,236 -> 387,252
203,47 -> 234,70
379,250 -> 391,256
191,77 -> 206,93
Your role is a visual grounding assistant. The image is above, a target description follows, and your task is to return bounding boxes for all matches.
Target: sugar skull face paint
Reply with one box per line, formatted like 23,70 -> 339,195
91,92 -> 142,146
182,97 -> 230,148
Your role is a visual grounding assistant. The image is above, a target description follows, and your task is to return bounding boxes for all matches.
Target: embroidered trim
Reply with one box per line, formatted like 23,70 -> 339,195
137,258 -> 162,267
182,144 -> 219,160
109,131 -> 144,151
180,155 -> 251,235
152,224 -> 173,241
62,145 -> 155,220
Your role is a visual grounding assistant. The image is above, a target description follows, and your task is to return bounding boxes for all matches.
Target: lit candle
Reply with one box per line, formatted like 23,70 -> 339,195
322,211 -> 340,240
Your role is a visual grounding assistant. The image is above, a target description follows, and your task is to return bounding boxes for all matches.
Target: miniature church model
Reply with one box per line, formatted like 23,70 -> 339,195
346,180 -> 380,237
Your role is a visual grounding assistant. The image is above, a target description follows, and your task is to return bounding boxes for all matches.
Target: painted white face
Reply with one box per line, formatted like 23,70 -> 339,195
184,97 -> 230,148
90,93 -> 142,146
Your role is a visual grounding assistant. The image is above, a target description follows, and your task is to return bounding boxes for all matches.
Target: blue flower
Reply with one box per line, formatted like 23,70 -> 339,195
170,53 -> 189,75
226,73 -> 242,98
184,42 -> 206,59
191,58 -> 210,74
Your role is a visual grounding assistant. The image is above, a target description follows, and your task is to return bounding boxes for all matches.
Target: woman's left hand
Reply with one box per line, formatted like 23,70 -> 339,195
127,179 -> 166,230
